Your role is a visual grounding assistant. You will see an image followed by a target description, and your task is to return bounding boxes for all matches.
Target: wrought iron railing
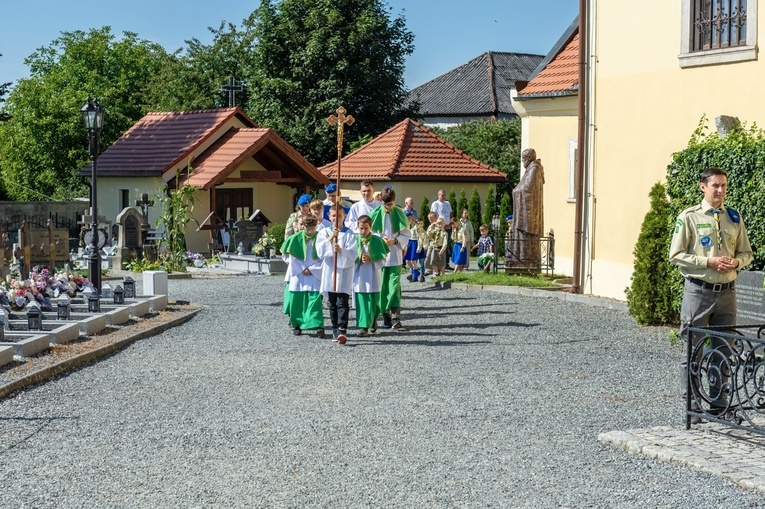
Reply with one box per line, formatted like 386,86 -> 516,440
686,323 -> 765,434
503,230 -> 555,276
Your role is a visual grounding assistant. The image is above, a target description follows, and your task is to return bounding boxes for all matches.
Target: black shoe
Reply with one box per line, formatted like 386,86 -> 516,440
392,320 -> 405,331
406,274 -> 413,281
371,321 -> 378,333
418,275 -> 425,282
292,327 -> 301,336
316,329 -> 325,339
382,313 -> 392,328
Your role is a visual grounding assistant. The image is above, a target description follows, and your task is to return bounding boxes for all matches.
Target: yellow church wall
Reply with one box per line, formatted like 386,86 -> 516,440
587,0 -> 765,298
511,93 -> 579,278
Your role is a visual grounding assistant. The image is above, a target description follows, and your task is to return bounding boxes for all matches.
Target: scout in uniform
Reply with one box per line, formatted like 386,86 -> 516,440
669,167 -> 753,422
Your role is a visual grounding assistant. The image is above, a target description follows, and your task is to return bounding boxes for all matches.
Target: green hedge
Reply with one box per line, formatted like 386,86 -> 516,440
628,116 -> 765,326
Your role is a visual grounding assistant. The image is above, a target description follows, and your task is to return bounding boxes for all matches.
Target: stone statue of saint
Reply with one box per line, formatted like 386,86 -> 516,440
508,148 -> 544,269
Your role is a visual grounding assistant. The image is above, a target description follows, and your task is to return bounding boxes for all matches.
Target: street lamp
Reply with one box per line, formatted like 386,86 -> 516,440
80,96 -> 105,294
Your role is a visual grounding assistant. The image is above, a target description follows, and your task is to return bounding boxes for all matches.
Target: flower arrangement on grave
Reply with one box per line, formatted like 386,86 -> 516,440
185,251 -> 206,262
477,252 -> 495,272
185,251 -> 206,267
252,232 -> 278,256
0,266 -> 92,311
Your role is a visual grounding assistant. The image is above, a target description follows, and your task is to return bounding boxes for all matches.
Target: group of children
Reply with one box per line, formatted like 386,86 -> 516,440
280,186 -> 410,345
279,186 -> 497,345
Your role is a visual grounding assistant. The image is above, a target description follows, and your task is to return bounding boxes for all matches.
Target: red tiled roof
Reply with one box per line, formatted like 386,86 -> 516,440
180,127 -> 327,190
90,107 -> 256,177
319,119 -> 506,182
517,31 -> 579,98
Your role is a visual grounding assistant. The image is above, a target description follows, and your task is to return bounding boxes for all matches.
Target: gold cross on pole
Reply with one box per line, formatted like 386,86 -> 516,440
326,106 -> 355,294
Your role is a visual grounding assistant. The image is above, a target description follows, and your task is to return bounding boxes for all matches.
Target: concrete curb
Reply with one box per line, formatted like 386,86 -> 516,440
440,281 -> 628,312
599,425 -> 765,495
0,307 -> 201,400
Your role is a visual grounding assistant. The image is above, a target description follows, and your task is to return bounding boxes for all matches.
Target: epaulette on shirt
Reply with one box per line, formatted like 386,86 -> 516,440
727,207 -> 741,223
680,205 -> 702,217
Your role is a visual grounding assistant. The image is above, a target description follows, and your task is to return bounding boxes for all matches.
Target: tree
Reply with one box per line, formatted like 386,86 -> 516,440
482,184 -> 496,229
468,186 -> 482,241
146,21 -> 256,112
447,188 -> 457,222
432,119 -> 521,196
0,54 -> 10,123
0,28 -> 172,200
499,192 -> 512,242
457,188 -> 468,217
419,196 -> 430,227
625,182 -> 678,325
246,0 -> 417,166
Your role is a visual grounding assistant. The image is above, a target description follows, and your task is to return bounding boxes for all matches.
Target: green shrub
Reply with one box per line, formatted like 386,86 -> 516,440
468,186 -> 482,242
419,196 -> 430,227
666,116 -> 765,270
482,184 -> 496,229
626,183 -> 679,325
268,223 -> 286,253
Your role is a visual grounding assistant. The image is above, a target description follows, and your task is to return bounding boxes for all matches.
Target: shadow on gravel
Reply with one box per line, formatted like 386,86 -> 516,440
403,294 -> 480,301
354,338 -> 492,347
409,321 -> 540,331
0,415 -> 79,452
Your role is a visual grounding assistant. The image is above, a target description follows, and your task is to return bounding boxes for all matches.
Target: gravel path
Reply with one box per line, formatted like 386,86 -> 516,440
0,275 -> 763,508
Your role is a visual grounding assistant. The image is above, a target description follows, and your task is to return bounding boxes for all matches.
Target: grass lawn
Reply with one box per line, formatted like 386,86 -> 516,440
434,271 -> 559,288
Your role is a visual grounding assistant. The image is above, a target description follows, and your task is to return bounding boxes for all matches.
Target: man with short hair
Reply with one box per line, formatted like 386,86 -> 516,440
345,180 -> 382,233
431,190 -> 453,268
430,189 -> 452,225
403,196 -> 418,220
669,166 -> 753,423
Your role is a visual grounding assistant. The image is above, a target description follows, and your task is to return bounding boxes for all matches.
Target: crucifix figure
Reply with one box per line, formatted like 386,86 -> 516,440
326,106 -> 355,294
223,75 -> 243,108
135,193 -> 154,245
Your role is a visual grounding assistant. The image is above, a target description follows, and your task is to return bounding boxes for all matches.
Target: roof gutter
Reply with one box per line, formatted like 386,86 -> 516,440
572,0 -> 587,294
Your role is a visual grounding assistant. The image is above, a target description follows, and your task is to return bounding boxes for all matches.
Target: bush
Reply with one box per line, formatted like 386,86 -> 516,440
268,223 -> 286,253
666,116 -> 765,270
626,183 -> 680,325
468,186 -> 482,242
419,196 -> 430,227
482,184 -> 496,229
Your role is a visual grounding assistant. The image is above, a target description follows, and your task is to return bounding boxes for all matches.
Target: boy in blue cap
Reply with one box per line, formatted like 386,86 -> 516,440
286,193 -> 312,237
323,183 -> 351,221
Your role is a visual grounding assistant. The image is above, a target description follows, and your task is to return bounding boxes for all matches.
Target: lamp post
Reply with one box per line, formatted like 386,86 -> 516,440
80,96 -> 105,294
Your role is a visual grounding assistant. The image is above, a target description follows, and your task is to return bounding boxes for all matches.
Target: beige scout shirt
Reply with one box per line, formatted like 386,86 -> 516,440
669,199 -> 753,284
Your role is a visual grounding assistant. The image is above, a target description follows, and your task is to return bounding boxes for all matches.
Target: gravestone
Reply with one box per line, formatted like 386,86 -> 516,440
114,207 -> 144,269
735,271 -> 765,325
233,219 -> 261,254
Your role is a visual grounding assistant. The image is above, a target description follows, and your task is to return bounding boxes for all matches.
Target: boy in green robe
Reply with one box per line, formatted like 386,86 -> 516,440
353,215 -> 389,337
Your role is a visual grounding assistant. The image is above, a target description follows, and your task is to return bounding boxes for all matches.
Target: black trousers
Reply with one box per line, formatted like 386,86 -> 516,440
328,292 -> 349,332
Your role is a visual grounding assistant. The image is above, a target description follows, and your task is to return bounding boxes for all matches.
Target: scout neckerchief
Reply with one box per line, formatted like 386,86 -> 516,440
280,230 -> 318,261
356,233 -> 389,263
370,204 -> 409,235
712,208 -> 723,251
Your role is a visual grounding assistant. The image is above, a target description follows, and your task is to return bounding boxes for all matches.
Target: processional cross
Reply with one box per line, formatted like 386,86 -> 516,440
326,106 -> 355,293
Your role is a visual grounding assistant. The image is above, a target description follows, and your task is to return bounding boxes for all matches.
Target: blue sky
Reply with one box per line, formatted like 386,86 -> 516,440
1,0 -> 577,91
